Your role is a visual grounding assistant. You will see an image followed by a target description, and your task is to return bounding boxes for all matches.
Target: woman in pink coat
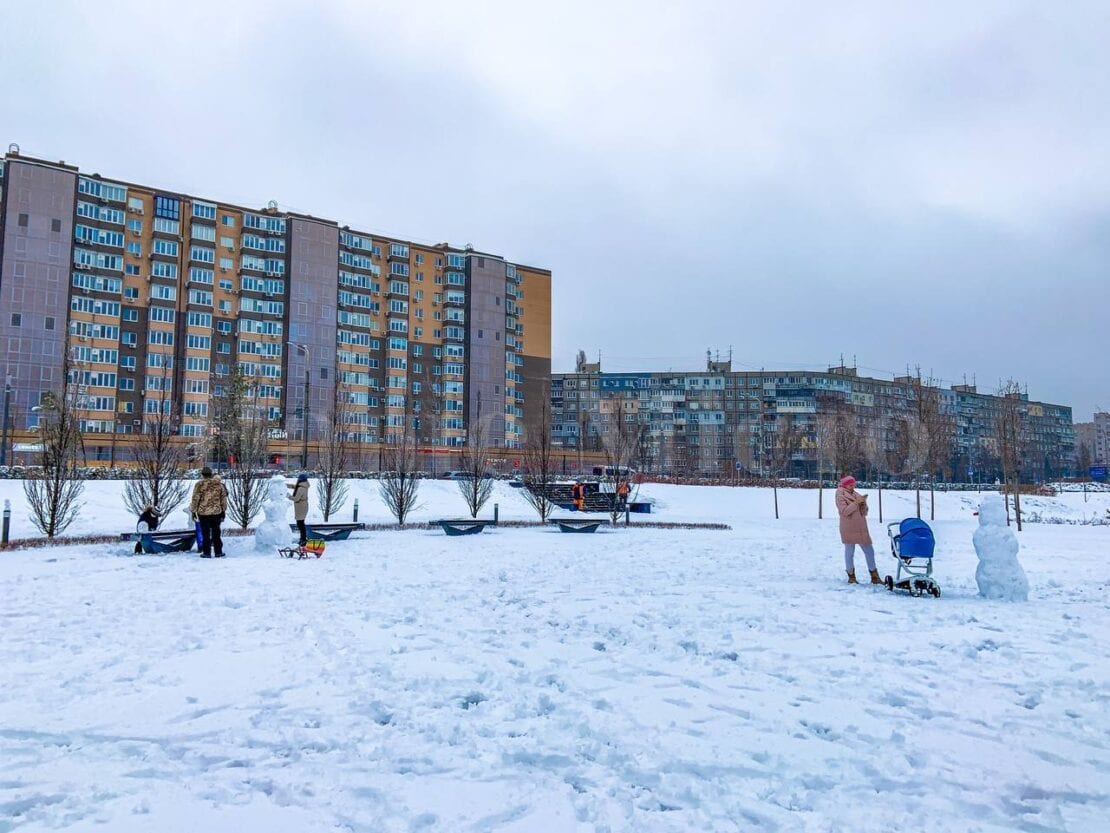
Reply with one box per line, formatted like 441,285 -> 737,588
836,475 -> 880,584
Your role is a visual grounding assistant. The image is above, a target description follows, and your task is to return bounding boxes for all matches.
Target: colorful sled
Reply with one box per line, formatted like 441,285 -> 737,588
279,538 -> 326,559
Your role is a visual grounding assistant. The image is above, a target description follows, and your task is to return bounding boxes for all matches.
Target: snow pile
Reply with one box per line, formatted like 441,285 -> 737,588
974,494 -> 1029,601
253,475 -> 290,551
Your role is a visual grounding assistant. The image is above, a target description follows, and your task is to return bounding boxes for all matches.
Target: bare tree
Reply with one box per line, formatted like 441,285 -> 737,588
994,379 -> 1027,531
23,359 -> 85,538
814,399 -> 859,518
768,414 -> 803,519
124,364 -> 189,521
379,398 -> 421,525
904,374 -> 953,520
316,383 -> 352,521
522,400 -> 557,522
456,397 -> 494,518
862,421 -> 889,522
214,367 -> 271,529
596,396 -> 645,524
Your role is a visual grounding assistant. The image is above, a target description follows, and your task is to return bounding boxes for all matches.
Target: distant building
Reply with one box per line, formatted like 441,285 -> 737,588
552,353 -> 1076,482
0,149 -> 551,463
1095,412 -> 1110,465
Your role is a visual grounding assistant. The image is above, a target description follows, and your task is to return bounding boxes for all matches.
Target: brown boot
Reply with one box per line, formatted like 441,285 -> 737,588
869,569 -> 883,585
846,571 -> 858,584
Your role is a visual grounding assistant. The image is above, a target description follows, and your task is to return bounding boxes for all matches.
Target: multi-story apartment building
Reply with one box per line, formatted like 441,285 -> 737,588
0,150 -> 551,464
552,352 -> 1076,482
1089,412 -> 1110,466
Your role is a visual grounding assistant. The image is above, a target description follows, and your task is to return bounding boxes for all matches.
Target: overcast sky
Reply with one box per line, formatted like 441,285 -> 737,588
2,1 -> 1107,419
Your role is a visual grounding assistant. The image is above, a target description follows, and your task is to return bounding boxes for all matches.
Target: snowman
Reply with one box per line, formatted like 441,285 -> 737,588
255,474 -> 292,551
973,493 -> 1029,601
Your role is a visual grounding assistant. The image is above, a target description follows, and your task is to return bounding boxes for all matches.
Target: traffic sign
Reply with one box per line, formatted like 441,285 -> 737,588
1091,466 -> 1108,482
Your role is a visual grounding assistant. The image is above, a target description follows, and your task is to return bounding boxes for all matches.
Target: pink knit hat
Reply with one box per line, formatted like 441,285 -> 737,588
839,476 -> 856,488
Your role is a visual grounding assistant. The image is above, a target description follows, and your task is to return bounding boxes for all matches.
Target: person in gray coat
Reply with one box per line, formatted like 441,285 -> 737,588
288,473 -> 309,546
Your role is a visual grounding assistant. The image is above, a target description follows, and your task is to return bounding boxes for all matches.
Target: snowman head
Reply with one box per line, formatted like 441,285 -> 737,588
978,494 -> 1007,527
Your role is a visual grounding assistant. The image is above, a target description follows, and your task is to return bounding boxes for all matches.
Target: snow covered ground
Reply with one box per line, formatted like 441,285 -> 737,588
1,482 -> 1108,831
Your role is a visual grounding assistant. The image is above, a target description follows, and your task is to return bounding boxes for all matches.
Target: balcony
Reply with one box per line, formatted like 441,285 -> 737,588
444,294 -> 465,307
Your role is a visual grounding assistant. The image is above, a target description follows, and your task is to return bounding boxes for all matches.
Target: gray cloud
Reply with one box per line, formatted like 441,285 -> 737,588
2,0 -> 1106,417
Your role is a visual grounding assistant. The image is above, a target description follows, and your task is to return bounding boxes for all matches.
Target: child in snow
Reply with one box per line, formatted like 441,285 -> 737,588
836,476 -> 880,585
133,505 -> 160,554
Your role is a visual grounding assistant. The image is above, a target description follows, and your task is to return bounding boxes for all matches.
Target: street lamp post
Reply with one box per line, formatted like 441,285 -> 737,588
287,341 -> 310,470
0,375 -> 11,468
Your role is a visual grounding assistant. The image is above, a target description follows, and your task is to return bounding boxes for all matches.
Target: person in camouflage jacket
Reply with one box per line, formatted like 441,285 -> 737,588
190,466 -> 228,558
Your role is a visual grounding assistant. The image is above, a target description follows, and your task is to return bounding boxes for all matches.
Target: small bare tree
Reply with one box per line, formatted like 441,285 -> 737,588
596,397 -> 644,524
862,421 -> 890,522
124,364 -> 189,521
23,361 -> 85,538
457,397 -> 494,518
379,399 -> 421,525
768,414 -> 802,520
815,398 -> 859,518
522,400 -> 557,522
214,367 -> 271,529
316,383 -> 351,521
994,379 -> 1027,531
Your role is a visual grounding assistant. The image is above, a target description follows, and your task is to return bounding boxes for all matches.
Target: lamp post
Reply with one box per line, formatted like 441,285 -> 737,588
0,375 -> 11,467
287,341 -> 310,470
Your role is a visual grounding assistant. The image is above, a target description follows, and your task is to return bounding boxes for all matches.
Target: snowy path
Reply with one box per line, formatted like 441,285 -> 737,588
2,519 -> 1108,831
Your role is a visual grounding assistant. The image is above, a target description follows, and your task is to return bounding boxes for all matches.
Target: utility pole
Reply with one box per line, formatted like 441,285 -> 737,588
0,375 -> 11,467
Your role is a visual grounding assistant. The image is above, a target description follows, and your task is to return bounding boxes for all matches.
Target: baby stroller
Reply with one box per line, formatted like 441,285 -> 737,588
885,518 -> 940,597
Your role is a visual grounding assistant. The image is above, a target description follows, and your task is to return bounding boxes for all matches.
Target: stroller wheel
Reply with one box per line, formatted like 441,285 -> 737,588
929,584 -> 941,598
884,575 -> 894,592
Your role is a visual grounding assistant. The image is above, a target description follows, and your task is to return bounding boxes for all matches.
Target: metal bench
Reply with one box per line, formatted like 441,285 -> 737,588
287,522 -> 366,541
433,519 -> 498,536
120,529 -> 196,554
549,518 -> 605,534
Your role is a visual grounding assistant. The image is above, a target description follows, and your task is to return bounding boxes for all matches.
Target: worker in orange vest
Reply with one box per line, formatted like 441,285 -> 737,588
616,480 -> 630,511
572,481 -> 585,512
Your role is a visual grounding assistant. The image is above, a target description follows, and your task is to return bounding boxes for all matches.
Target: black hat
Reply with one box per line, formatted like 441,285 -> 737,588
201,466 -> 214,478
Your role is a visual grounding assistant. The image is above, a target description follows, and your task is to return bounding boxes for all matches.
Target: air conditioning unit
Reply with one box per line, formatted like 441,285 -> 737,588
220,267 -> 228,273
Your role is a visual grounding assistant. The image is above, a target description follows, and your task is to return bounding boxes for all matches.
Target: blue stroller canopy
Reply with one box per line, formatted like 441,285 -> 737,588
896,518 -> 935,558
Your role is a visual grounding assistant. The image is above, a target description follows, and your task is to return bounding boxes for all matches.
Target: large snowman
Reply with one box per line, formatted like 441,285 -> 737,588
973,493 -> 1029,601
255,474 -> 291,551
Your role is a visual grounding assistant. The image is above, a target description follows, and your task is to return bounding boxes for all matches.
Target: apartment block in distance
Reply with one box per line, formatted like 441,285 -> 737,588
552,352 -> 1076,481
0,149 -> 551,464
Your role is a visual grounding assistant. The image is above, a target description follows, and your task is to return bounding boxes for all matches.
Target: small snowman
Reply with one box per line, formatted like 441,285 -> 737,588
973,494 -> 1029,601
255,474 -> 292,551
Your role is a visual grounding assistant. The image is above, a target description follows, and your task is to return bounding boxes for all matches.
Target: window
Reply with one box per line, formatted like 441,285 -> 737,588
320,368 -> 328,380
390,243 -> 409,258
18,213 -> 28,227
125,264 -> 140,276
127,218 -> 143,234
45,316 -> 55,330
221,214 -> 235,227
152,239 -> 178,258
154,195 -> 180,220
126,242 -> 141,256
152,217 -> 179,235
191,223 -> 216,242
52,219 -> 62,233
10,313 -> 21,326
123,309 -> 139,322
192,201 -> 216,220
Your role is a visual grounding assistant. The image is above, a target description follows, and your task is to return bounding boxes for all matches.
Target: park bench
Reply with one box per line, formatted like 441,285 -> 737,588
286,522 -> 366,541
432,519 -> 498,536
119,529 -> 196,554
549,518 -> 606,534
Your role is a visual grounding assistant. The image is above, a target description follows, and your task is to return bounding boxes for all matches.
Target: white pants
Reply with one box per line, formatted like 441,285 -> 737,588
845,544 -> 876,572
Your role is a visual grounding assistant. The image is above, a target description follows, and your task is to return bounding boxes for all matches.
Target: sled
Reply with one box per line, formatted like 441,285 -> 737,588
120,529 -> 196,554
279,539 -> 326,559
